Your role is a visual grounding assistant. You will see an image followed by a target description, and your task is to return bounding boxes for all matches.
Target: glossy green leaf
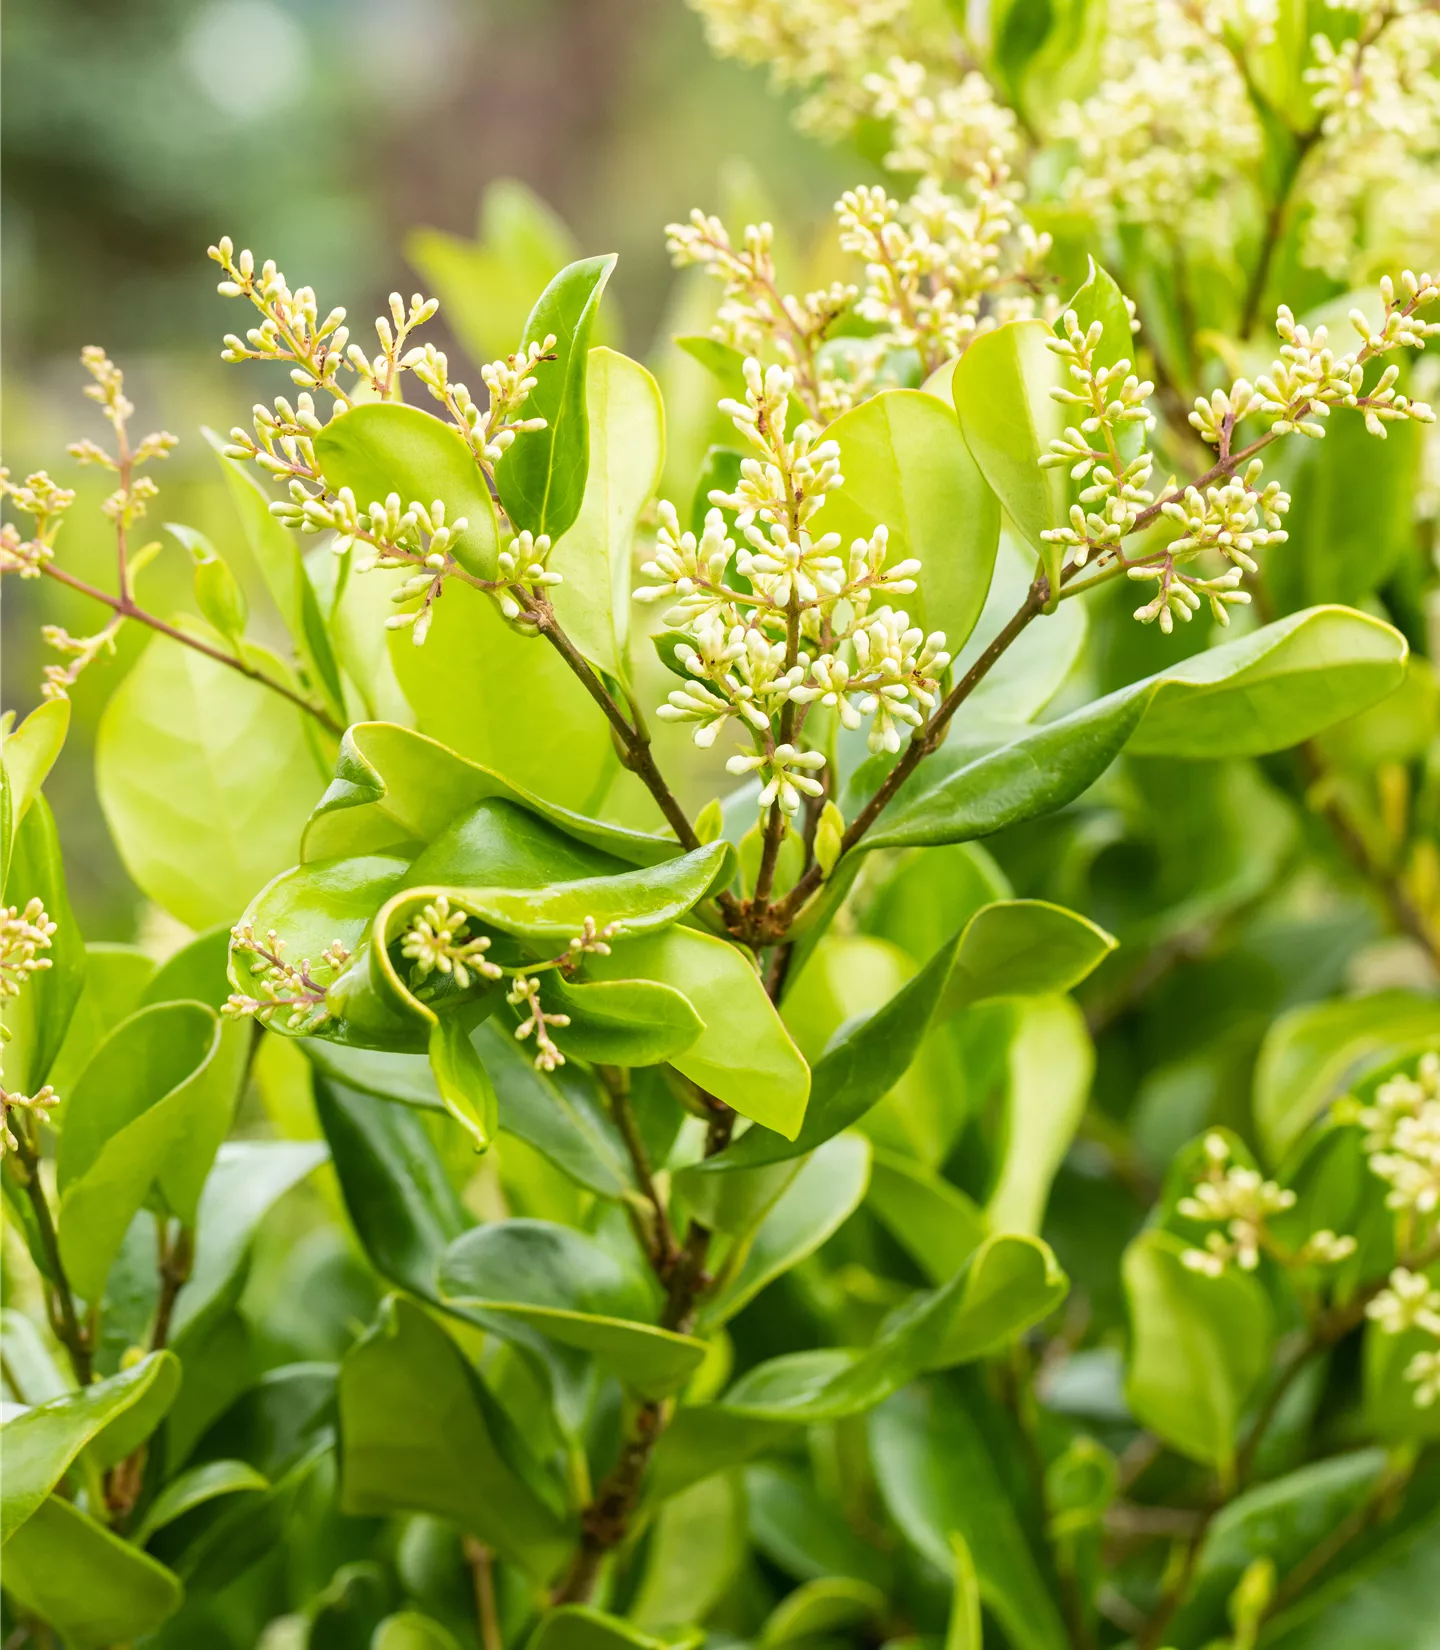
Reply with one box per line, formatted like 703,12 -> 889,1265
529,1606 -> 700,1650
208,432 -> 346,719
56,1002 -> 244,1300
946,1532 -> 983,1650
338,1294 -> 570,1576
550,346 -> 665,675
303,721 -> 675,867
0,698 -> 69,854
587,927 -> 810,1138
0,1351 -> 179,1542
702,900 -> 1110,1174
700,1132 -> 872,1327
543,971 -> 705,1068
427,1012 -> 498,1150
1,795 -> 84,1096
1,1494 -> 183,1647
497,253 -> 617,541
405,178 -> 582,368
314,401 -> 500,580
133,1457 -> 271,1545
171,1140 -> 330,1348
1123,1229 -> 1273,1476
865,607 -> 1408,851
745,1461 -> 893,1588
986,995 -> 1093,1235
763,1577 -> 888,1646
871,1380 -> 1068,1650
1169,1449 -> 1392,1645
388,581 -> 619,812
1254,990 -> 1440,1167
44,943 -> 155,1095
95,627 -> 325,928
438,1219 -> 706,1399
313,1076 -> 471,1297
824,388 -> 1000,653
952,319 -> 1066,602
631,1470 -> 746,1629
718,1233 -> 1065,1422
373,1613 -> 464,1650
867,1148 -> 989,1285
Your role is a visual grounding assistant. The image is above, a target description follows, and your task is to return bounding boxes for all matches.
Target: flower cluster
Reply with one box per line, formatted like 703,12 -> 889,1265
1367,1267 -> 1440,1407
638,359 -> 948,814
837,162 -> 1051,377
400,896 -> 502,992
224,923 -> 352,1032
1356,1052 -> 1440,1217
210,238 -> 561,644
0,898 -> 61,1159
1179,1133 -> 1356,1276
862,56 -> 1021,180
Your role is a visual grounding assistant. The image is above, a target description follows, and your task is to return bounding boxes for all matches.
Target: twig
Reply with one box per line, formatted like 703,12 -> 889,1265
464,1537 -> 503,1650
149,1220 -> 194,1352
600,1066 -> 678,1275
8,1122 -> 91,1387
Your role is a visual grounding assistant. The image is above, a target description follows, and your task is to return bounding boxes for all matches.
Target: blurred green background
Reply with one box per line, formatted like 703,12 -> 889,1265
2,0 -> 860,940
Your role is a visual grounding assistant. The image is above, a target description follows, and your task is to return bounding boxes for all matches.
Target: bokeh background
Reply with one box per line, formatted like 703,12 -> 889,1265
1,0 -> 862,939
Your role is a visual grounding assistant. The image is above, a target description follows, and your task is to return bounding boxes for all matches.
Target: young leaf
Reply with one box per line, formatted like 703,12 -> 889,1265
762,1577 -> 888,1646
1,795 -> 84,1096
497,254 -> 618,542
313,402 -> 501,580
550,346 -> 666,676
952,319 -> 1067,604
438,1220 -> 708,1399
427,1012 -> 498,1151
338,1294 -> 571,1576
96,628 -> 326,929
823,388 -> 1000,655
1123,1229 -> 1273,1477
630,1471 -> 746,1630
0,698 -> 70,855
529,1606 -> 698,1650
867,1148 -> 988,1286
132,1457 -> 271,1545
947,1532 -> 984,1650
1,1495 -> 183,1648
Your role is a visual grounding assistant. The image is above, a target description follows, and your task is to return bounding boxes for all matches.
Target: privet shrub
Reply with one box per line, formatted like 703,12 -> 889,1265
3,1 -> 1440,1647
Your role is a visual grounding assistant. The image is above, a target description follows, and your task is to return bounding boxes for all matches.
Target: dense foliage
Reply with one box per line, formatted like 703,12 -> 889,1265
3,1 -> 1440,1647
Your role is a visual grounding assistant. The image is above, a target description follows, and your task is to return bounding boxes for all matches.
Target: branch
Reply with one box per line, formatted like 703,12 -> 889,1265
33,560 -> 344,735
9,1124 -> 92,1386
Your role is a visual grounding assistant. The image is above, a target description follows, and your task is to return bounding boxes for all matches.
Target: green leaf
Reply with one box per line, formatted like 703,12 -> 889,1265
1123,1229 -> 1273,1476
745,1461 -> 893,1588
427,1012 -> 498,1150
986,995 -> 1093,1235
823,388 -> 1000,653
44,943 -> 155,1095
133,1457 -> 271,1545
373,1613 -> 464,1650
438,1219 -> 707,1399
1,1495 -> 182,1648
497,254 -> 618,541
1261,1513 -> 1440,1650
208,433 -> 346,720
586,927 -> 810,1138
0,1351 -> 180,1542
313,1076 -> 471,1297
56,1002 -> 245,1300
406,178 -> 582,369
95,628 -> 325,929
870,1380 -> 1068,1650
550,346 -> 665,675
952,319 -> 1067,603
1169,1449 -> 1392,1645
0,795 -> 84,1096
171,1140 -> 329,1348
701,899 -> 1111,1173
631,1471 -> 746,1630
1254,991 -> 1440,1166
865,607 -> 1408,851
762,1577 -> 888,1646
700,1132 -> 872,1327
0,698 -> 69,857
543,971 -> 706,1069
717,1233 -> 1066,1422
529,1606 -> 700,1650
946,1532 -> 983,1650
867,1148 -> 989,1285
338,1294 -> 570,1577
303,721 -> 675,867
387,581 -> 619,812
314,402 -> 501,580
